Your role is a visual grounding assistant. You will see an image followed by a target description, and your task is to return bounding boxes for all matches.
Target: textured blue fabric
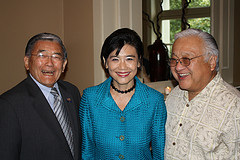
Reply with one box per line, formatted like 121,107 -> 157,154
79,76 -> 167,160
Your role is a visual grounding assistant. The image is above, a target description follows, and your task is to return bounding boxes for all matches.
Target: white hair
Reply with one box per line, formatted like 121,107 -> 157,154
175,29 -> 219,71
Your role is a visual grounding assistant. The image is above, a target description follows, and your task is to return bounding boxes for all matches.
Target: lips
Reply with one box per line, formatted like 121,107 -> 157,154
178,73 -> 190,80
116,72 -> 130,78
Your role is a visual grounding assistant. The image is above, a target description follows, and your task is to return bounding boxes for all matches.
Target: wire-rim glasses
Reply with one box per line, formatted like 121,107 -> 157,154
168,55 -> 203,67
31,52 -> 64,62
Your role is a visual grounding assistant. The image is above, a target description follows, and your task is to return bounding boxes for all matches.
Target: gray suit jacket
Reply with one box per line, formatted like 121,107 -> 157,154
0,76 -> 81,160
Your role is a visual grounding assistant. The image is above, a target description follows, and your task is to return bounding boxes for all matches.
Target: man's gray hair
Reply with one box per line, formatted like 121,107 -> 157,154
25,33 -> 67,60
175,28 -> 219,71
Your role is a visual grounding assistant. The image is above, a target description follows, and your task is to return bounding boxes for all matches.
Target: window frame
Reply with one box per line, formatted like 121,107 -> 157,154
142,0 -> 235,84
160,0 -> 211,47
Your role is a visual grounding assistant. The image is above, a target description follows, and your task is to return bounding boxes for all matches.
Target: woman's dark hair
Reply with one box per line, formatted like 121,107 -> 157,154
100,28 -> 144,73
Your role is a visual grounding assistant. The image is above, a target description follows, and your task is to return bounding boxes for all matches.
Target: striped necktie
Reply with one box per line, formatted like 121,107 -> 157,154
50,87 -> 74,157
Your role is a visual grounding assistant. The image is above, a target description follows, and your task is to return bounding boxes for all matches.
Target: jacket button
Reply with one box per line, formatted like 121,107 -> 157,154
120,116 -> 125,122
119,135 -> 125,141
119,154 -> 124,159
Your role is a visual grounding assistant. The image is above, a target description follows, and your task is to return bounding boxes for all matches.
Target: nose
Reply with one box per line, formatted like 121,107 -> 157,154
175,59 -> 185,71
45,56 -> 54,66
119,60 -> 127,69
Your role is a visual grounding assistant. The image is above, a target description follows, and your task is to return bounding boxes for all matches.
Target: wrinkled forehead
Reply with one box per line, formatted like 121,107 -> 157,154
171,52 -> 195,58
172,36 -> 205,57
32,40 -> 62,52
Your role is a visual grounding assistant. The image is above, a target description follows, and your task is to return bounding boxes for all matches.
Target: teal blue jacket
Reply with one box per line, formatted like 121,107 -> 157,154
79,76 -> 166,159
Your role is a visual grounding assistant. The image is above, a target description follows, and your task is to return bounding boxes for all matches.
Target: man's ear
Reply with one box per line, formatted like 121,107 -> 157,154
62,59 -> 68,72
24,56 -> 30,70
209,55 -> 217,71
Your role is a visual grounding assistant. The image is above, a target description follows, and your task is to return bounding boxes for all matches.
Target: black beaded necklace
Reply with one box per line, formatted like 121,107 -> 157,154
111,79 -> 136,94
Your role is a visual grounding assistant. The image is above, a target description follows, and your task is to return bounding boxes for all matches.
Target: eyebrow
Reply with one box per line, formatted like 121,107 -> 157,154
126,55 -> 136,58
109,55 -> 136,58
38,50 -> 47,53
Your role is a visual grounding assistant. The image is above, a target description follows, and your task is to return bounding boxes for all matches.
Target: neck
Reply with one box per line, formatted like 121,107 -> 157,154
188,71 -> 217,101
188,91 -> 200,101
111,79 -> 136,94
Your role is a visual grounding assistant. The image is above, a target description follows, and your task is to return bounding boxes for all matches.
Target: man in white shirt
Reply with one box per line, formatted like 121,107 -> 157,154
165,28 -> 240,159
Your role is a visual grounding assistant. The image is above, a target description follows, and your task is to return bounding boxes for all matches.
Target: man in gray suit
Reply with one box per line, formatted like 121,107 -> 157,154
0,33 -> 81,160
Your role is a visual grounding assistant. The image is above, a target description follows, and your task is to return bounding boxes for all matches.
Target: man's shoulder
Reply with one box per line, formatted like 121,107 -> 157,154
0,77 -> 41,107
221,80 -> 240,98
1,78 -> 31,98
211,76 -> 240,100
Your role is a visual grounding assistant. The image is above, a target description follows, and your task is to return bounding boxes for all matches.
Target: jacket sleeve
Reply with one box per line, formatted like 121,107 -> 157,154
151,93 -> 167,160
79,90 -> 95,159
0,98 -> 21,160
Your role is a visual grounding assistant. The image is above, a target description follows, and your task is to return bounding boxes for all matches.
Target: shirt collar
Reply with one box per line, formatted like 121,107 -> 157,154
183,72 -> 220,102
29,74 -> 59,98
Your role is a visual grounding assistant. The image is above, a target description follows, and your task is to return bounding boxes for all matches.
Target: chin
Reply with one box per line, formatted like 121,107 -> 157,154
178,82 -> 190,91
179,86 -> 188,91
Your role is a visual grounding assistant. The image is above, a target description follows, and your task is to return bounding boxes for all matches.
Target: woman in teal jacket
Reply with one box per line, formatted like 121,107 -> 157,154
79,28 -> 166,159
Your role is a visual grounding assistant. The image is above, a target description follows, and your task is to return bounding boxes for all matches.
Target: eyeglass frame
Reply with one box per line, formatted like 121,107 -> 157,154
30,52 -> 64,62
168,55 -> 204,67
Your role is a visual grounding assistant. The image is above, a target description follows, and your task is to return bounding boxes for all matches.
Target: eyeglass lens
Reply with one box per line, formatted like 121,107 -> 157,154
169,58 -> 190,67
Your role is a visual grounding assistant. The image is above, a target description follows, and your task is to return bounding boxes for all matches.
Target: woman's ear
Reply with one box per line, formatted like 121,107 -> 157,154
138,61 -> 141,68
103,58 -> 108,69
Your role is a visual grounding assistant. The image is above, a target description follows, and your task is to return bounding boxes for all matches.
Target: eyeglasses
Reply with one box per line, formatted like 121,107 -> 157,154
31,52 -> 64,62
168,55 -> 203,67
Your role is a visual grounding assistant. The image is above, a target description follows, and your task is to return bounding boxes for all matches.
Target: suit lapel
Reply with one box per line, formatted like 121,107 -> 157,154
25,77 -> 73,157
